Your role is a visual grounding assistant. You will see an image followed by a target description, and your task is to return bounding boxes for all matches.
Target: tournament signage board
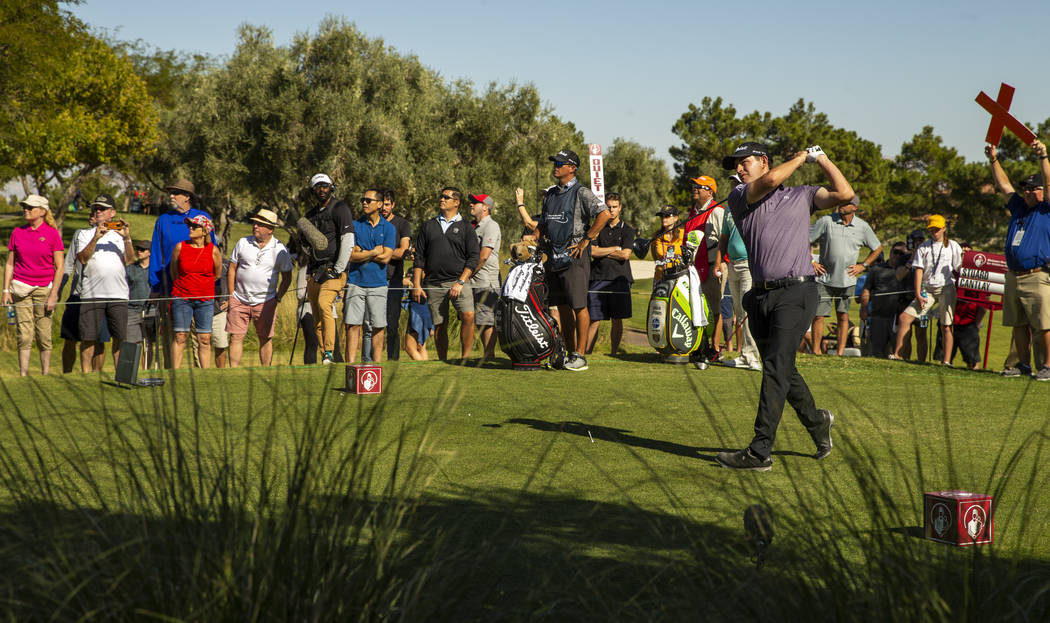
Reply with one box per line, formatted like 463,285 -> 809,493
345,364 -> 383,395
588,144 -> 605,205
956,250 -> 1006,311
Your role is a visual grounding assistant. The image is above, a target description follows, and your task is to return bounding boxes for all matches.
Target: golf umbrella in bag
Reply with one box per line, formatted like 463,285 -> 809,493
496,255 -> 567,370
647,232 -> 710,362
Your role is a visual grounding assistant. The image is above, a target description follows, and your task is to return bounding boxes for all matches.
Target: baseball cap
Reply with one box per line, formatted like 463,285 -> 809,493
310,173 -> 333,187
721,141 -> 771,170
655,206 -> 679,217
90,193 -> 116,211
847,194 -> 860,207
690,175 -> 717,193
19,194 -> 49,210
548,149 -> 581,167
1021,173 -> 1045,189
926,214 -> 946,229
468,193 -> 495,210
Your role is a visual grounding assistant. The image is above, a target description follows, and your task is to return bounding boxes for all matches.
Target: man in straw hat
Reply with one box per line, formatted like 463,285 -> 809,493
225,207 -> 293,367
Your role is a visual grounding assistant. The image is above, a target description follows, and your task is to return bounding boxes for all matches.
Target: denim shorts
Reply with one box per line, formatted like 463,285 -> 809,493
171,297 -> 215,333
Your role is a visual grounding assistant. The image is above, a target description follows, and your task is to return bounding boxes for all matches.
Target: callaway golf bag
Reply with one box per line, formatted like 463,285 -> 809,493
646,231 -> 711,362
496,248 -> 567,370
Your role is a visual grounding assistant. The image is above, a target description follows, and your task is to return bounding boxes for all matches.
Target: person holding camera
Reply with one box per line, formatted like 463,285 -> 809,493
302,173 -> 355,365
74,194 -> 135,372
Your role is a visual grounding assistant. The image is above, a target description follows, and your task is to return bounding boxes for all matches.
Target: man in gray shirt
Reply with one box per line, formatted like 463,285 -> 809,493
469,193 -> 502,360
809,194 -> 882,355
716,142 -> 853,471
540,148 -> 611,371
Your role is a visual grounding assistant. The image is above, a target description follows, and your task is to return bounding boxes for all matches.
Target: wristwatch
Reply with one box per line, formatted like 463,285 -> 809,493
456,279 -> 466,285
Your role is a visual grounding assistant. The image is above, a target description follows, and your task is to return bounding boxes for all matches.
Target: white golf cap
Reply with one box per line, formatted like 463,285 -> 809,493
310,173 -> 333,187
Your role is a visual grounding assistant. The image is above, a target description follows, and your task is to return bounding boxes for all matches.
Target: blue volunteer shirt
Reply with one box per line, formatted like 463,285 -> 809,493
1004,194 -> 1050,271
347,215 -> 396,288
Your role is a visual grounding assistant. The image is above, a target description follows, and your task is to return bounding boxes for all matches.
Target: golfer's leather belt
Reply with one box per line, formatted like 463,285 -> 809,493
1010,266 -> 1048,277
758,275 -> 815,290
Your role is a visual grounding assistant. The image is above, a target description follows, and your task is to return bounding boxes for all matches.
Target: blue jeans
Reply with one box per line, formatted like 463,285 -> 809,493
171,298 -> 214,333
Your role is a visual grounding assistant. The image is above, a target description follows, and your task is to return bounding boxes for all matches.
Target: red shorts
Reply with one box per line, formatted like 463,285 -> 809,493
226,296 -> 279,338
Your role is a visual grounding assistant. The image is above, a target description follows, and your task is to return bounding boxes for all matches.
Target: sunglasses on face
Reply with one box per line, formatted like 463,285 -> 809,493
552,161 -> 568,168
188,223 -> 203,230
170,190 -> 190,197
314,183 -> 332,189
440,194 -> 456,201
692,185 -> 711,191
361,197 -> 381,204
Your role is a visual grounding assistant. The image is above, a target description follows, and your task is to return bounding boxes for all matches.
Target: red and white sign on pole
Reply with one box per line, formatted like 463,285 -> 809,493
588,144 -> 605,204
956,250 -> 1007,370
957,250 -> 1006,310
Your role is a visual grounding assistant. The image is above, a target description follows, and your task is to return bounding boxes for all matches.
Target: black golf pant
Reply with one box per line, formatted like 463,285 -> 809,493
743,280 -> 822,460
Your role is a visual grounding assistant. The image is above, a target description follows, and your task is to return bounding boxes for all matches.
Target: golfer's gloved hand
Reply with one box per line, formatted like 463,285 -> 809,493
805,145 -> 826,163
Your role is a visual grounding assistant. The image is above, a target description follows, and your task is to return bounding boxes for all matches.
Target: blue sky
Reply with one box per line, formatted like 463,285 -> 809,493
73,0 -> 1050,167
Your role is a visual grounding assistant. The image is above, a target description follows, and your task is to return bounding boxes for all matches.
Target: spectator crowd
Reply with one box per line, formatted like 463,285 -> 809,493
3,141 -> 1049,384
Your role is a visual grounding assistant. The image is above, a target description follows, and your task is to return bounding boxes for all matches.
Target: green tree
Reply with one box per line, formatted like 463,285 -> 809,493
0,1 -> 159,231
603,138 -> 672,233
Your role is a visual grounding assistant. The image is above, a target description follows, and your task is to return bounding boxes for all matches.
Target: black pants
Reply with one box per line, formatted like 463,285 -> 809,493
743,280 -> 822,460
866,315 -> 895,357
934,320 -> 981,367
300,311 -> 319,365
386,286 -> 403,360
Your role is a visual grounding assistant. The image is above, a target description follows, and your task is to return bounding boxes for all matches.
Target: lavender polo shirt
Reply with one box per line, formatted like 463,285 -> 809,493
727,183 -> 819,283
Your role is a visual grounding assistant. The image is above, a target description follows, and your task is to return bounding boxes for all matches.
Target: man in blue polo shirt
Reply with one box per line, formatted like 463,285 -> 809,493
715,142 -> 853,471
986,140 -> 1050,381
344,188 -> 395,362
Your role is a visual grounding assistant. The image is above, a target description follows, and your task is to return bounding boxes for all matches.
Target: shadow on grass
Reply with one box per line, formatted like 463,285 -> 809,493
506,417 -> 727,461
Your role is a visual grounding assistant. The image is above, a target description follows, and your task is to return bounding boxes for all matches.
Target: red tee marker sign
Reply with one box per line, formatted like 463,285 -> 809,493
976,83 -> 1036,146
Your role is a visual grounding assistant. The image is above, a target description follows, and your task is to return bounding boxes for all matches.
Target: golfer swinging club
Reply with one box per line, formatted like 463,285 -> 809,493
716,142 -> 853,471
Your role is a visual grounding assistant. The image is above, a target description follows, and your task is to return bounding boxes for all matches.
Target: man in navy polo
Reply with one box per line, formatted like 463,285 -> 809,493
986,140 -> 1050,381
344,188 -> 395,362
715,142 -> 854,471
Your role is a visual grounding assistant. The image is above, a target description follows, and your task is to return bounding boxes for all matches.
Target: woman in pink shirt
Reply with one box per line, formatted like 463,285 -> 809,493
2,195 -> 65,376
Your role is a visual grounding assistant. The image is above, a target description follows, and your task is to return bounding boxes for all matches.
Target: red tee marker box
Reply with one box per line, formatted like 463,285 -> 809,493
345,364 -> 383,395
924,491 -> 994,546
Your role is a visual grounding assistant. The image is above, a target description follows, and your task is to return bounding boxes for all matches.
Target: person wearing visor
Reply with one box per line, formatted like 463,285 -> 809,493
650,206 -> 684,280
715,142 -> 852,471
889,214 -> 962,364
987,140 -> 1050,380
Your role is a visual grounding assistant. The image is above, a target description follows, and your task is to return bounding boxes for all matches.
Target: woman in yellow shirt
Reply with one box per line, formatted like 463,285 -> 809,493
650,206 -> 684,280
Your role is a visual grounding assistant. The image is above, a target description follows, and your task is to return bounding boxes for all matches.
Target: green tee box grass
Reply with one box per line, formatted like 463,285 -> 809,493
0,358 -> 1048,619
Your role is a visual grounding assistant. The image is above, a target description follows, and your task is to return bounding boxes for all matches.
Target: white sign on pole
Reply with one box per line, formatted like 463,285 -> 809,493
588,144 -> 605,204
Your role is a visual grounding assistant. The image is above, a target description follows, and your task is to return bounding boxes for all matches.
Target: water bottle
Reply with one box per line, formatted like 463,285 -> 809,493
918,289 -> 929,328
6,305 -> 15,325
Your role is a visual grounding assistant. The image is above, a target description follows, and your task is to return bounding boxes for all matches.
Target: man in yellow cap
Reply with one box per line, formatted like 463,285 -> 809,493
684,175 -> 726,362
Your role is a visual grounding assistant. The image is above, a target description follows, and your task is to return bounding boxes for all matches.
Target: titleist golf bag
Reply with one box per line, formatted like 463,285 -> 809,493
496,252 -> 567,370
647,232 -> 710,363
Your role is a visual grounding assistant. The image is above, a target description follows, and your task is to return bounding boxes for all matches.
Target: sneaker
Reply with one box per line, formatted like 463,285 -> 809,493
716,448 -> 773,471
563,353 -> 588,371
322,351 -> 334,365
812,409 -> 834,459
1001,363 -> 1032,377
723,357 -> 745,368
1036,366 -> 1050,382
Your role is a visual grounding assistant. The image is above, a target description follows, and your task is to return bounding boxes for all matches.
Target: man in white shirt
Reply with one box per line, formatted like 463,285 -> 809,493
74,194 -> 134,372
226,208 -> 293,367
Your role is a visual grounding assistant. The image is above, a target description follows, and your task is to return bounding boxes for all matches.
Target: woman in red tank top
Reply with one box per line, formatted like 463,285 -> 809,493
169,215 -> 222,369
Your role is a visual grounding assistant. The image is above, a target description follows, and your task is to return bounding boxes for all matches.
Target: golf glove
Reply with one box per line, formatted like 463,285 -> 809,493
805,145 -> 826,163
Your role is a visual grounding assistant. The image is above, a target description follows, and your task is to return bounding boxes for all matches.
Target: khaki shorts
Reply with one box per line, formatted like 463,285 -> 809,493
903,284 -> 956,326
211,310 -> 230,349
1003,269 -> 1050,330
424,281 -> 473,325
10,279 -> 54,351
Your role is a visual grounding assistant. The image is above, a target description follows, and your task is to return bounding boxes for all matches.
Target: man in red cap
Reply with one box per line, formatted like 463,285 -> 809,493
469,193 -> 502,360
